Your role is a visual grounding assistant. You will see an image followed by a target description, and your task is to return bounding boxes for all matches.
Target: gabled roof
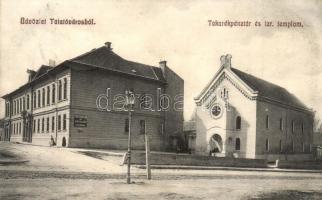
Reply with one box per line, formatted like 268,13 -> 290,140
70,46 -> 165,82
195,54 -> 311,112
230,67 -> 309,110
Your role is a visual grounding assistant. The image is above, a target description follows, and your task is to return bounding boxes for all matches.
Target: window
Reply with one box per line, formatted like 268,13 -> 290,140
124,118 -> 129,133
19,122 -> 21,134
63,78 -> 67,100
235,138 -> 240,150
42,88 -> 45,107
211,104 -> 222,118
33,92 -> 37,108
52,84 -> 56,104
42,118 -> 44,132
33,119 -> 36,133
140,120 -> 146,134
58,80 -> 62,101
140,94 -> 152,110
63,114 -> 67,130
15,100 -> 17,114
236,116 -> 241,130
279,140 -> 282,153
13,101 -> 16,115
47,86 -> 50,105
159,123 -> 164,135
220,87 -> 229,99
5,102 -> 8,117
17,99 -> 20,114
302,142 -> 305,153
26,94 -> 30,110
265,139 -> 269,152
23,97 -> 25,111
52,116 -> 55,132
46,117 -> 50,132
292,120 -> 295,133
265,115 -> 269,129
19,98 -> 22,113
301,122 -> 304,134
291,140 -> 294,152
58,115 -> 61,131
37,119 -> 40,133
279,118 -> 283,131
37,90 -> 41,108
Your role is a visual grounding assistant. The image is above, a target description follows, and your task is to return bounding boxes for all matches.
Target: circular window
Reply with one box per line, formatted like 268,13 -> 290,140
211,104 -> 222,118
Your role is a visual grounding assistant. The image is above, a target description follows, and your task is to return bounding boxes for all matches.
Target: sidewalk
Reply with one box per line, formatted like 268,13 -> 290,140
134,164 -> 322,173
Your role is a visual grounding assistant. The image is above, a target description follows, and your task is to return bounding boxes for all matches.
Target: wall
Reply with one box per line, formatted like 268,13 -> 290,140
69,67 -> 168,150
160,64 -> 184,150
126,151 -> 267,168
256,100 -> 314,159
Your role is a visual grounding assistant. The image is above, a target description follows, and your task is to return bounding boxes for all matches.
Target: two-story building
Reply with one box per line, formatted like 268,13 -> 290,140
2,42 -> 184,151
194,54 -> 314,161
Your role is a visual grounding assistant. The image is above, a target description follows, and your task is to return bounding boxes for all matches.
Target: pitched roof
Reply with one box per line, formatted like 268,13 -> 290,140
70,46 -> 165,82
31,65 -> 53,81
231,67 -> 309,110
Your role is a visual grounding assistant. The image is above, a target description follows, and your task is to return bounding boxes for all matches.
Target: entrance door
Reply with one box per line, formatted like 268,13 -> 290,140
209,134 -> 223,154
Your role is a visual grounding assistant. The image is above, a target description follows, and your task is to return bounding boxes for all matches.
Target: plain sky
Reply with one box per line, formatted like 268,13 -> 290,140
0,0 -> 321,122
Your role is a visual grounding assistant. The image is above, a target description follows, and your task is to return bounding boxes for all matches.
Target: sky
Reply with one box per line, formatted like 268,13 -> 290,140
0,0 -> 321,122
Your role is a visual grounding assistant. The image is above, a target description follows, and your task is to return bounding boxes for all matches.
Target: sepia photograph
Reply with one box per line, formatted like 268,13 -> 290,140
0,0 -> 322,199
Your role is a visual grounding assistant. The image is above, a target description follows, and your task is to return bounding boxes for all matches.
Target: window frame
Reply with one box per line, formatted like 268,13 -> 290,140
235,138 -> 241,151
265,115 -> 269,129
236,116 -> 241,130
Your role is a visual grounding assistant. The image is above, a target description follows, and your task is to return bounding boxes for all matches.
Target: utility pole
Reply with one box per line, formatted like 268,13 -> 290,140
127,110 -> 132,184
125,90 -> 135,184
145,132 -> 151,180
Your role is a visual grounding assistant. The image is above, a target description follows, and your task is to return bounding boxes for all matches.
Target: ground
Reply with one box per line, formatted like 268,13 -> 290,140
1,142 -> 322,200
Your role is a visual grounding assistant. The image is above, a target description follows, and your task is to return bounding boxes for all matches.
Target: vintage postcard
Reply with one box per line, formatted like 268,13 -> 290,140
0,0 -> 322,199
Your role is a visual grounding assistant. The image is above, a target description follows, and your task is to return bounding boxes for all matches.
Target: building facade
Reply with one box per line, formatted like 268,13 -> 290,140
194,54 -> 314,161
2,42 -> 184,151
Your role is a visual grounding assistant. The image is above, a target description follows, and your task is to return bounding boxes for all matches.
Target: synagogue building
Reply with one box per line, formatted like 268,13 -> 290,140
194,55 -> 314,161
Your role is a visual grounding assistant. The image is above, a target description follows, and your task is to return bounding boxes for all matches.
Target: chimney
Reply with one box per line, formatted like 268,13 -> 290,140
49,59 -> 56,67
159,60 -> 167,78
27,69 -> 36,82
220,54 -> 232,68
104,42 -> 112,50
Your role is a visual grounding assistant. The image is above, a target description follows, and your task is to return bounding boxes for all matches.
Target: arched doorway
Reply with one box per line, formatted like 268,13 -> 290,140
209,134 -> 223,154
62,137 -> 66,147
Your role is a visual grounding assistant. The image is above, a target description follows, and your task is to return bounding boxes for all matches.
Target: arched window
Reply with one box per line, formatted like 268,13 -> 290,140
236,116 -> 241,130
265,139 -> 269,152
235,138 -> 240,150
291,120 -> 295,133
279,140 -> 282,153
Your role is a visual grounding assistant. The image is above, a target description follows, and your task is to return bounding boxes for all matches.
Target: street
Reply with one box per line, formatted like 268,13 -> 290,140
1,142 -> 322,200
